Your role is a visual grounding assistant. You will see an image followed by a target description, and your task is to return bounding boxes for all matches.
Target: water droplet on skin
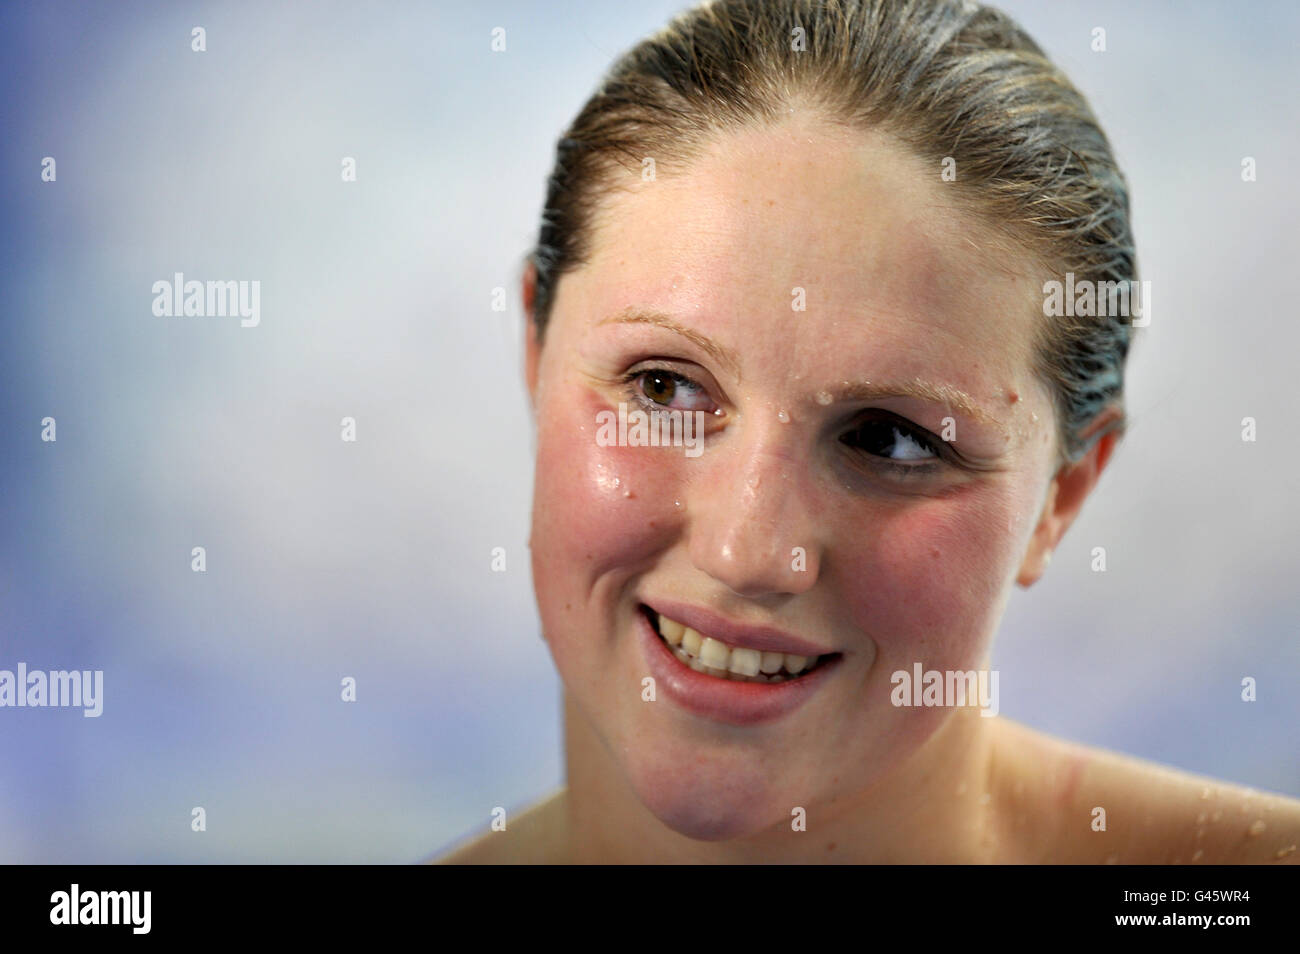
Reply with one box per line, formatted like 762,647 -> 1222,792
1248,820 -> 1266,836
611,476 -> 621,489
1030,412 -> 1039,423
1191,849 -> 1204,862
1276,844 -> 1297,859
815,390 -> 832,406
674,499 -> 682,509
777,409 -> 790,423
622,489 -> 633,499
747,474 -> 761,489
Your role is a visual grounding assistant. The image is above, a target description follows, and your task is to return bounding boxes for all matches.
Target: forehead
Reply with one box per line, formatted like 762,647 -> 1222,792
566,116 -> 1044,392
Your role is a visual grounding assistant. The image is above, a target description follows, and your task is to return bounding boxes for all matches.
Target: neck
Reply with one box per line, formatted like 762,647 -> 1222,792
562,692 -> 1007,863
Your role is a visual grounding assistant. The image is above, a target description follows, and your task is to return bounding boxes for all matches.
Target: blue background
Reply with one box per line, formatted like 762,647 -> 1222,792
1,0 -> 1296,861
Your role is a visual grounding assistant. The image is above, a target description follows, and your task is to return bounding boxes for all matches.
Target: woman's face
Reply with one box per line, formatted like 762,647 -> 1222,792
527,117 -> 1061,840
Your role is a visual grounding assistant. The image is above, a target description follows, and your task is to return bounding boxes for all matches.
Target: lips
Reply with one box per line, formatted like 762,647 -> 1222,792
643,605 -> 831,683
648,599 -> 833,654
636,603 -> 842,725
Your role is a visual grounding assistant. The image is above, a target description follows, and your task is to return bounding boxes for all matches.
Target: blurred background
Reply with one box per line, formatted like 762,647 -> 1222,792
0,0 -> 1296,862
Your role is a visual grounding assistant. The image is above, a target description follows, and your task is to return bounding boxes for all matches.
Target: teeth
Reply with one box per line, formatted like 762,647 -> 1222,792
728,647 -> 761,677
699,637 -> 730,669
652,610 -> 825,683
659,615 -> 685,646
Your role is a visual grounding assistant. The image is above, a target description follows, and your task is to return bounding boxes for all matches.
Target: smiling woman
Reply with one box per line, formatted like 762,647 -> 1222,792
437,0 -> 1300,863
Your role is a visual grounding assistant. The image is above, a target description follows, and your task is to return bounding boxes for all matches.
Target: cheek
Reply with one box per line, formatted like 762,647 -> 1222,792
830,483 -> 1031,670
530,386 -> 684,641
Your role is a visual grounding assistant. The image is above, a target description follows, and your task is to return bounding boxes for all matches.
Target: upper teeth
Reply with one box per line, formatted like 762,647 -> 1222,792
656,613 -> 817,681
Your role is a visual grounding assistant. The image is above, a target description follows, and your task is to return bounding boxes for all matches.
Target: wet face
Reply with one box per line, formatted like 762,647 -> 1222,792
526,117 -> 1059,840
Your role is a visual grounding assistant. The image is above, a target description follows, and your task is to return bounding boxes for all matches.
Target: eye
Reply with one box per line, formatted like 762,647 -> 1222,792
628,368 -> 718,413
840,414 -> 942,463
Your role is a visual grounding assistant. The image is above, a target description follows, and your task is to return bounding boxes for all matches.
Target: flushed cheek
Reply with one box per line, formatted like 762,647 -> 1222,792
530,387 -> 686,669
832,485 -> 1027,672
791,490 -> 1027,793
534,387 -> 686,570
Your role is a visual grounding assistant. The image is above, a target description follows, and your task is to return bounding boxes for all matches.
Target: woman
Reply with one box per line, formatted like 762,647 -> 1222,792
440,0 -> 1300,863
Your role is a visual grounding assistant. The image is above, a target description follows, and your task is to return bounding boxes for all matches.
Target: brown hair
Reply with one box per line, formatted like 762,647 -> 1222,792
528,0 -> 1137,468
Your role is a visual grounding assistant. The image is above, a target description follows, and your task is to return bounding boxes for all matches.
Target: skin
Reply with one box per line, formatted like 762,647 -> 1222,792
439,115 -> 1300,864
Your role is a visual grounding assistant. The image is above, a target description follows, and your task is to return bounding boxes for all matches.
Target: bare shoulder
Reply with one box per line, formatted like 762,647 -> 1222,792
429,788 -> 571,865
989,718 -> 1300,864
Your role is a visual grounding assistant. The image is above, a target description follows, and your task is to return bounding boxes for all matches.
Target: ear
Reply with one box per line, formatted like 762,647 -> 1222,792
1016,408 -> 1122,587
522,258 -> 541,409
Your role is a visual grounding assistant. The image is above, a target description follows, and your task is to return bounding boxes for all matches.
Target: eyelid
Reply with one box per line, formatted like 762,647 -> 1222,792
848,409 -> 954,460
609,366 -> 970,480
836,411 -> 982,485
621,363 -> 722,415
624,359 -> 725,400
871,458 -> 943,480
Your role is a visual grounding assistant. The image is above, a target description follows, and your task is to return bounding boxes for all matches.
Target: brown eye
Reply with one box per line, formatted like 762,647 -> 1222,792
641,371 -> 676,405
628,368 -> 717,412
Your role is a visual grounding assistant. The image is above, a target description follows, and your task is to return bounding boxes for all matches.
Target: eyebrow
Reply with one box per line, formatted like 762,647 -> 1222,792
836,380 -> 1007,433
597,307 -> 1005,433
598,308 -> 742,381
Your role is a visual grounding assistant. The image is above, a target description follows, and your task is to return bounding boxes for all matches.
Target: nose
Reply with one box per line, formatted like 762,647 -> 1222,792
686,420 -> 823,598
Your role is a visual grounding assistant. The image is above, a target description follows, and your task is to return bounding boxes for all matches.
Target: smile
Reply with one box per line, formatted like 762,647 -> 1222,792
636,603 -> 843,725
643,606 -> 833,683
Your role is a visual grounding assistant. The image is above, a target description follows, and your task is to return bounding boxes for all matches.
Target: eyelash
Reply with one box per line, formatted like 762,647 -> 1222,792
839,413 -> 949,478
621,364 -> 952,479
621,366 -> 714,416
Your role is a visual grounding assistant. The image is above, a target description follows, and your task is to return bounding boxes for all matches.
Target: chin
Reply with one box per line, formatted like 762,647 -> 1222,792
620,744 -> 794,842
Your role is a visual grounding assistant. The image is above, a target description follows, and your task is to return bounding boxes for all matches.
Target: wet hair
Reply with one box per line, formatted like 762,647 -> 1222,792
528,0 -> 1137,468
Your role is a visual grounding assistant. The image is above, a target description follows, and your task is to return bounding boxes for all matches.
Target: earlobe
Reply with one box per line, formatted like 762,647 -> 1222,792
1014,412 -> 1122,588
1016,478 -> 1060,588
